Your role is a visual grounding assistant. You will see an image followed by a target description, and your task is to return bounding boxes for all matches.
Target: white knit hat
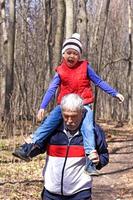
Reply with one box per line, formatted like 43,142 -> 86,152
62,33 -> 82,55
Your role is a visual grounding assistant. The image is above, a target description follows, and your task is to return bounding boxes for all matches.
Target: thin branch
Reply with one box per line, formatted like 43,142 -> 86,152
102,57 -> 131,69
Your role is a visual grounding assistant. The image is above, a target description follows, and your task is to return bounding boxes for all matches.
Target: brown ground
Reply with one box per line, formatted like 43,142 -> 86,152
0,122 -> 133,200
93,122 -> 133,200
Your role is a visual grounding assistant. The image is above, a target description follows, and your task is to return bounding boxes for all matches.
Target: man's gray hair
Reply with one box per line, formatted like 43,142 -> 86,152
60,93 -> 84,111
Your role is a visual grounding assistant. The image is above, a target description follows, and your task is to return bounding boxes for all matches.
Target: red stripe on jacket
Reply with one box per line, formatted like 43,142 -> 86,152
47,144 -> 85,157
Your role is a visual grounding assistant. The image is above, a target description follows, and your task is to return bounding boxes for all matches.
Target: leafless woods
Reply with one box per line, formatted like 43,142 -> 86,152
0,0 -> 132,135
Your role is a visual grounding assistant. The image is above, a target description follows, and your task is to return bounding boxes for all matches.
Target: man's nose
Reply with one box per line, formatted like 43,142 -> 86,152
67,117 -> 72,124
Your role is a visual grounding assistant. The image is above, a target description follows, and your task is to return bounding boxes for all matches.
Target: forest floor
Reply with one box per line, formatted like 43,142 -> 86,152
92,122 -> 133,200
0,121 -> 133,200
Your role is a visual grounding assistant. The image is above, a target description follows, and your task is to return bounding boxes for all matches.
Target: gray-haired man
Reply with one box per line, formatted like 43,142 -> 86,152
28,93 -> 109,200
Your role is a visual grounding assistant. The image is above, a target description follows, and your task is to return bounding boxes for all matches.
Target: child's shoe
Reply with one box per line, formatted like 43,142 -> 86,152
84,157 -> 99,176
12,143 -> 39,161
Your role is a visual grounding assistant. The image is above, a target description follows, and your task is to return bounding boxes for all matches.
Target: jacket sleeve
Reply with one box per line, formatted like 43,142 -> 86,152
87,64 -> 118,97
94,124 -> 109,170
40,73 -> 61,109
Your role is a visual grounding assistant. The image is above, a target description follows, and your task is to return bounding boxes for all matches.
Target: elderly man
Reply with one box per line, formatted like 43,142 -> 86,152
27,93 -> 109,200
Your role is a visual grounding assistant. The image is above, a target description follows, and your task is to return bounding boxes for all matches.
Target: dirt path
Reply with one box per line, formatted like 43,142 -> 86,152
92,125 -> 133,200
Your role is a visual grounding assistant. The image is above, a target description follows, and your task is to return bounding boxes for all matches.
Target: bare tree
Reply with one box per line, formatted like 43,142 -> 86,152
0,0 -> 7,43
0,0 -> 132,135
87,0 -> 111,121
0,0 -> 7,120
76,0 -> 88,58
127,0 -> 133,125
52,0 -> 65,66
5,0 -> 16,117
65,0 -> 74,38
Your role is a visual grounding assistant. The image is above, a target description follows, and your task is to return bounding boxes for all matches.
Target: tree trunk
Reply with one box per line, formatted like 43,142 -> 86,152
5,0 -> 16,118
93,0 -> 111,122
52,0 -> 65,66
0,0 -> 7,43
0,0 -> 7,120
127,0 -> 133,124
64,0 -> 74,38
76,0 -> 88,58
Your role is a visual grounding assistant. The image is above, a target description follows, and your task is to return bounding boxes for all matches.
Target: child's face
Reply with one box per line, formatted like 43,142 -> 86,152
63,49 -> 80,68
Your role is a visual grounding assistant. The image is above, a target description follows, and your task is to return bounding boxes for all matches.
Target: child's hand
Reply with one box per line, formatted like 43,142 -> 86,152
37,109 -> 45,121
116,93 -> 124,103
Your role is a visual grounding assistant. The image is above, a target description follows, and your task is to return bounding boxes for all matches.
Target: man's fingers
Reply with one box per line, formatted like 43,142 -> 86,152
88,150 -> 99,164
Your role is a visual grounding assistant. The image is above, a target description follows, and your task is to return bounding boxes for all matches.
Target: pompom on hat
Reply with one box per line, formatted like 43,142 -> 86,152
62,33 -> 82,55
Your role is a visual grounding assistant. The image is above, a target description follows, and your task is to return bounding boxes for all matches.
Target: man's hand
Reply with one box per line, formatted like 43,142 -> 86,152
116,93 -> 124,103
37,108 -> 45,121
88,150 -> 99,165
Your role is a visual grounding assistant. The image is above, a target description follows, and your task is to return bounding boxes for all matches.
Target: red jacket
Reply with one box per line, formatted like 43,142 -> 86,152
56,60 -> 94,104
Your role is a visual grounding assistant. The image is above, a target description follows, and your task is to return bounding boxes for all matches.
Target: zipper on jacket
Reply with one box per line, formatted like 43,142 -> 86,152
60,140 -> 70,195
60,131 -> 80,195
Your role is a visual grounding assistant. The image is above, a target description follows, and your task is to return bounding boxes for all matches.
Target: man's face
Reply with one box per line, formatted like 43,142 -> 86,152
62,109 -> 83,132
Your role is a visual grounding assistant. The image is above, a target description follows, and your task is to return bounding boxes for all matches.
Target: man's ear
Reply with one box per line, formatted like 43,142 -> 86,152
82,108 -> 86,117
